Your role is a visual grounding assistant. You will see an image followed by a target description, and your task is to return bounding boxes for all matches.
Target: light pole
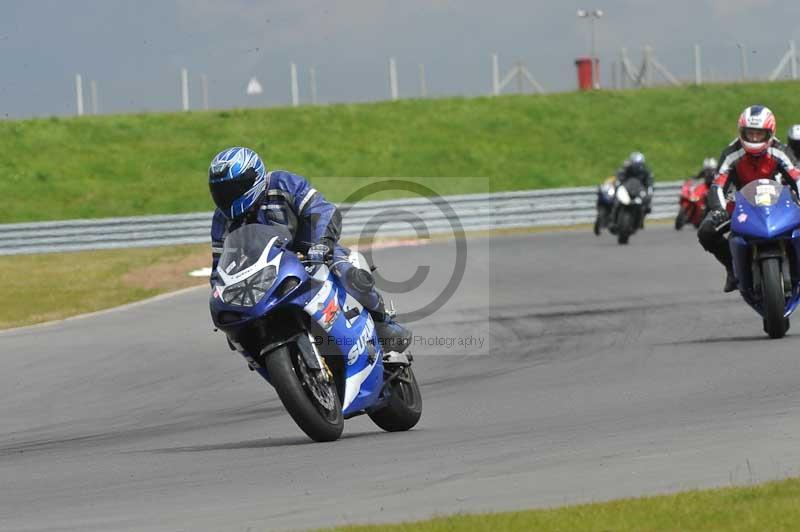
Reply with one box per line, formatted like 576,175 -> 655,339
577,9 -> 603,89
736,43 -> 749,81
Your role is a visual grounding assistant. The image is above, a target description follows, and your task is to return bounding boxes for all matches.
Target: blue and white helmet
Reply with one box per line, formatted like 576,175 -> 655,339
208,147 -> 267,220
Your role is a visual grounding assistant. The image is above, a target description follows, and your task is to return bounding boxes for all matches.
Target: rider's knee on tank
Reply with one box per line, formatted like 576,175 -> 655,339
329,247 -> 384,313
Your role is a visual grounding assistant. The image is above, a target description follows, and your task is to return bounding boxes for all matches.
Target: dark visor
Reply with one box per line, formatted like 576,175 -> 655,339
209,167 -> 258,214
742,127 -> 769,142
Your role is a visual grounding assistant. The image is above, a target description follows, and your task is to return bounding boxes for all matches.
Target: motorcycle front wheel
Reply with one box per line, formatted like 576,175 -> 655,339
368,365 -> 422,432
617,210 -> 632,245
265,345 -> 344,442
761,257 -> 788,339
675,208 -> 687,231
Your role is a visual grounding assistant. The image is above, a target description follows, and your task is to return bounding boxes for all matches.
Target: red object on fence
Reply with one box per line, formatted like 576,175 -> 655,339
575,57 -> 598,90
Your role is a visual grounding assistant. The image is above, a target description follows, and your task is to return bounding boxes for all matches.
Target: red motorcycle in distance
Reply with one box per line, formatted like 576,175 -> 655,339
675,177 -> 709,230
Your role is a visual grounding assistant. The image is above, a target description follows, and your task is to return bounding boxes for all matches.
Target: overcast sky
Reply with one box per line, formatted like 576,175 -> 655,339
2,0 -> 800,118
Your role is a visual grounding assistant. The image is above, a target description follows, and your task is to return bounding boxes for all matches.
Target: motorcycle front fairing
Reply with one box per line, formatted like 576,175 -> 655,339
208,224 -> 386,417
301,278 -> 386,415
729,180 -> 800,316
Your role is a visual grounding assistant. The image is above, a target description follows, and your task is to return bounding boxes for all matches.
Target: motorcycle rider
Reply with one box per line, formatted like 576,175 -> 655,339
594,174 -> 617,235
696,157 -> 718,187
208,146 -> 412,352
698,105 -> 800,292
612,152 -> 654,227
787,124 -> 800,161
620,152 -> 654,206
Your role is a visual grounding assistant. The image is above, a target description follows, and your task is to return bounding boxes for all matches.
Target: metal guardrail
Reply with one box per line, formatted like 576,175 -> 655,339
0,181 -> 683,255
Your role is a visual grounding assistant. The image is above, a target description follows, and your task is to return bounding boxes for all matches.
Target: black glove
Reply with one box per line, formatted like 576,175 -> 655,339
706,208 -> 729,226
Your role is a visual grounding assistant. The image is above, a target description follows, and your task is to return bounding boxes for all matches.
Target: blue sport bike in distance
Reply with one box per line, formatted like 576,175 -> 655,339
209,224 -> 422,442
730,179 -> 800,339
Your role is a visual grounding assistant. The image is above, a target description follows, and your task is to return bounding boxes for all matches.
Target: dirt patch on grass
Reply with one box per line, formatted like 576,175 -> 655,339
121,248 -> 210,291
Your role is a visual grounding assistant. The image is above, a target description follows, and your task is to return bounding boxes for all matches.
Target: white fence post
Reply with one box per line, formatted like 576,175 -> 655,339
389,58 -> 399,101
181,68 -> 189,111
519,65 -> 545,94
290,63 -> 299,107
769,42 -> 794,81
491,53 -> 500,96
619,49 -> 627,89
90,80 -> 98,115
737,44 -> 748,81
75,74 -> 84,116
694,44 -> 702,85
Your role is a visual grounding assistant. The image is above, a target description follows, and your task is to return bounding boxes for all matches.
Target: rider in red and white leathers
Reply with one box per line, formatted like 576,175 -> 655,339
698,105 -> 800,292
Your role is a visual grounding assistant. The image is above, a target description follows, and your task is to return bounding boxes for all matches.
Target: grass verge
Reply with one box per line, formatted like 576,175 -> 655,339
321,477 -> 800,531
0,224 -> 574,331
0,244 -> 208,330
3,81 -> 800,222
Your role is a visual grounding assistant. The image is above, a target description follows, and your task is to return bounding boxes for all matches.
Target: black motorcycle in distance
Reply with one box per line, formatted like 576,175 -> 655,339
609,177 -> 648,245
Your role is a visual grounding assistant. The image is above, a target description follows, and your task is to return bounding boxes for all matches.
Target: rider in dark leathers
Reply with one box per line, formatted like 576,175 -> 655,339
696,157 -> 718,187
208,147 -> 412,352
698,106 -> 800,292
617,152 -> 655,206
612,152 -> 654,227
787,124 -> 800,162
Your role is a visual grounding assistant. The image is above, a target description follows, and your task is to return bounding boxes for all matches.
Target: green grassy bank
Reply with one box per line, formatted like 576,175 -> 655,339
3,81 -> 800,222
322,477 -> 800,531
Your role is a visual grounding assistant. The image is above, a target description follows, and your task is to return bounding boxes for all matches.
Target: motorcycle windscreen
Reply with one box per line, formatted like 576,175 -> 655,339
219,223 -> 293,276
621,178 -> 643,197
738,179 -> 782,208
732,180 -> 800,238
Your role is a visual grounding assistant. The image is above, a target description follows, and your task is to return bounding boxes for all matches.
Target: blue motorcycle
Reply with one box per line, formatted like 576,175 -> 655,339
209,224 -> 422,442
594,178 -> 617,236
730,179 -> 800,338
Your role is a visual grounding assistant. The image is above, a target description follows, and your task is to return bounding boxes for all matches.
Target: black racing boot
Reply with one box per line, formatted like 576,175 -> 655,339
711,243 -> 737,293
724,269 -> 738,293
368,299 -> 412,354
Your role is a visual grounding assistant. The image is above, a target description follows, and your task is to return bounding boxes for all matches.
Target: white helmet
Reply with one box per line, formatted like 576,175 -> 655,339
628,151 -> 645,165
738,105 -> 775,155
702,157 -> 718,171
788,124 -> 800,142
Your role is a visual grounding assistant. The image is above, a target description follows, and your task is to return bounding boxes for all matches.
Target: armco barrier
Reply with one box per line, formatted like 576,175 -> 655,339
0,181 -> 683,255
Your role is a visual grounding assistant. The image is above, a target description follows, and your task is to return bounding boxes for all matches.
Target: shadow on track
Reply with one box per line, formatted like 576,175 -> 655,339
657,335 -> 772,346
138,429 -> 420,453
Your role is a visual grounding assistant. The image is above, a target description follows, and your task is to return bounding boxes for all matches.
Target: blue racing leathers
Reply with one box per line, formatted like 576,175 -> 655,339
210,170 -> 382,313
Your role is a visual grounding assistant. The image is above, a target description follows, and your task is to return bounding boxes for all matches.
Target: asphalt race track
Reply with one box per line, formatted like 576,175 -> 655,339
3,226 -> 800,531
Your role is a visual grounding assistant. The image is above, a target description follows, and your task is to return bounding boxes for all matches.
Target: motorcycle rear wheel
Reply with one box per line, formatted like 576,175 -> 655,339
265,345 -> 344,442
761,257 -> 788,339
675,208 -> 687,231
368,365 -> 422,432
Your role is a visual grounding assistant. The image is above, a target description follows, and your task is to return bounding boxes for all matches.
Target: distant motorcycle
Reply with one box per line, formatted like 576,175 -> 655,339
730,179 -> 800,338
675,177 -> 709,230
209,224 -> 422,441
594,178 -> 616,236
609,177 -> 648,245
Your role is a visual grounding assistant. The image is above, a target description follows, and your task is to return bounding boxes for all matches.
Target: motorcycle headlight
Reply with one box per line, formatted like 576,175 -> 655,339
222,266 -> 277,307
616,186 -> 631,205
